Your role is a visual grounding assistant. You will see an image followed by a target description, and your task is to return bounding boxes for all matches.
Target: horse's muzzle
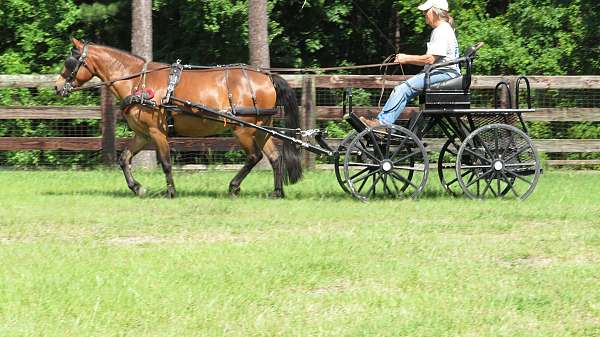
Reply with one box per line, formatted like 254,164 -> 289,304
54,78 -> 70,96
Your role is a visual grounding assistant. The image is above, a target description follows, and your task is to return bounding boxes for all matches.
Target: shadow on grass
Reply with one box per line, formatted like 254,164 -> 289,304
42,185 -> 458,201
41,188 -> 353,200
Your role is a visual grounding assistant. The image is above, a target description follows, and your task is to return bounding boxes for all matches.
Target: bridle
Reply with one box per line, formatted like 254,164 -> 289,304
61,41 -> 91,95
59,42 -> 170,95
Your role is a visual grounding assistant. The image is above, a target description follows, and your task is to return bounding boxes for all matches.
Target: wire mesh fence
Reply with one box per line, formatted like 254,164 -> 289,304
1,75 -> 599,169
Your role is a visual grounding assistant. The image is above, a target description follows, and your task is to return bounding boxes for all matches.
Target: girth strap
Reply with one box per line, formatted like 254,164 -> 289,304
120,94 -> 157,112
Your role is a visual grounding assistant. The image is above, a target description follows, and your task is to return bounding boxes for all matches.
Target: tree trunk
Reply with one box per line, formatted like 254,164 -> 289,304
131,0 -> 156,169
248,0 -> 270,68
248,0 -> 271,169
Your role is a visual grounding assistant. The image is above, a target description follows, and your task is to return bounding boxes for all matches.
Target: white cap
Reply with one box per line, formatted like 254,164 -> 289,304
418,0 -> 449,11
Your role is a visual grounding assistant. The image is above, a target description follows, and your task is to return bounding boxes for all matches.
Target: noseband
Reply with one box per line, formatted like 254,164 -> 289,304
61,42 -> 90,95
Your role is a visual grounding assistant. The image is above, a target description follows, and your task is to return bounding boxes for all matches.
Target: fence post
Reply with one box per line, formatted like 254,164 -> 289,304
301,75 -> 316,169
100,87 -> 116,166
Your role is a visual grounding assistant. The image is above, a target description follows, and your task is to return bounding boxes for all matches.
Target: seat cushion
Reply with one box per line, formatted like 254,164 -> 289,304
429,76 -> 464,90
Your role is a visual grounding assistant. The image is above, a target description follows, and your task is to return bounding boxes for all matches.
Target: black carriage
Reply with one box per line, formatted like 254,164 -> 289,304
333,42 -> 542,201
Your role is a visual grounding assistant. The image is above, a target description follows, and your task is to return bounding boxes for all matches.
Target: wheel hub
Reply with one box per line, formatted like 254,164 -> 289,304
381,160 -> 394,172
493,160 -> 504,171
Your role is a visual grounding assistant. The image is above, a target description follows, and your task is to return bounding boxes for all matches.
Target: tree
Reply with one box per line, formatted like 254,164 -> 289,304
131,0 -> 156,168
248,0 -> 270,67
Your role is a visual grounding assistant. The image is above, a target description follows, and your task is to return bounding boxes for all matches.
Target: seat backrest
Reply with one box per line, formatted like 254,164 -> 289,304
420,42 -> 484,109
423,42 -> 484,92
460,42 -> 484,91
464,42 -> 484,60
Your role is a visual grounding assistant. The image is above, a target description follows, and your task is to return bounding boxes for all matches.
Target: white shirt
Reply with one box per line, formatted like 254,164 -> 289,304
426,21 -> 460,74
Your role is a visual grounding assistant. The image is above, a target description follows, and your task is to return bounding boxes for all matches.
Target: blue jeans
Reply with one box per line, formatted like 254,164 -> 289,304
378,71 -> 458,124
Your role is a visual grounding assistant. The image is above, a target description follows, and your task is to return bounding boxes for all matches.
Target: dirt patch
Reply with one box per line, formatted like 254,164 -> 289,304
499,256 -> 555,267
105,236 -> 170,245
103,232 -> 267,246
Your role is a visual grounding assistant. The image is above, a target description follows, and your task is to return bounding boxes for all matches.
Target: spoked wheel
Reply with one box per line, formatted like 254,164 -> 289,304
456,124 -> 541,200
334,131 -> 357,194
437,138 -> 463,196
343,124 -> 429,201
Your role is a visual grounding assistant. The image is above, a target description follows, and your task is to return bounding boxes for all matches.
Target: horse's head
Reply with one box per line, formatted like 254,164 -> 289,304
54,38 -> 96,96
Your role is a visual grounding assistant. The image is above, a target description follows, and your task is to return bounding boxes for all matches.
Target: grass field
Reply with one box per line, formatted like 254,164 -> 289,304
1,169 -> 600,336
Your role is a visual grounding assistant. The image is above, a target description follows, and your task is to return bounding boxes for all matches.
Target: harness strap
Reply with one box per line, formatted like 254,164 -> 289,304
225,68 -> 236,115
120,94 -> 157,112
162,60 -> 184,105
241,66 -> 259,115
161,60 -> 184,137
132,61 -> 150,95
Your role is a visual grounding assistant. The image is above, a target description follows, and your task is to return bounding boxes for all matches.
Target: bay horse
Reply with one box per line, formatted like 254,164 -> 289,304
54,38 -> 302,198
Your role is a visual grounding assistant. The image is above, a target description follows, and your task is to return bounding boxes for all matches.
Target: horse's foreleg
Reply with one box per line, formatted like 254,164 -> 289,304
149,128 -> 176,198
255,133 -> 285,198
119,134 -> 149,196
229,128 -> 263,197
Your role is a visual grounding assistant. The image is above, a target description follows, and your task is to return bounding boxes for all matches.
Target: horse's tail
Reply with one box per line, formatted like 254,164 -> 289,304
271,74 -> 303,184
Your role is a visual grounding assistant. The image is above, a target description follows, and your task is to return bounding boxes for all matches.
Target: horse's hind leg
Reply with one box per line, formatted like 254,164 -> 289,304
229,128 -> 263,197
149,128 -> 176,198
255,133 -> 285,198
120,133 -> 149,196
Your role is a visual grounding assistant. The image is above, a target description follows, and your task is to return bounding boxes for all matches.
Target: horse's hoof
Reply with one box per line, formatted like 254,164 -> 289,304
131,184 -> 146,197
270,191 -> 285,199
136,186 -> 147,197
166,188 -> 176,199
229,186 -> 241,197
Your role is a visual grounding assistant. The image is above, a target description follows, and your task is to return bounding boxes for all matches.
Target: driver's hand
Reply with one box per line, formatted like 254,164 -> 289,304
394,53 -> 409,64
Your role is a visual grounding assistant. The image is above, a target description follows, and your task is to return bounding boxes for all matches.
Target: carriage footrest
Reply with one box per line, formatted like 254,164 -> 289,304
346,112 -> 366,133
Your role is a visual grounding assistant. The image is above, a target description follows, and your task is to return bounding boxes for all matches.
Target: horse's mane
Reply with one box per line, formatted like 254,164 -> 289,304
92,43 -> 147,63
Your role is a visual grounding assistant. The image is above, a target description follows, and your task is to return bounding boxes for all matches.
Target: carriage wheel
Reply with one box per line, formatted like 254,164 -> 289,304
343,125 -> 429,201
437,138 -> 462,196
456,124 -> 541,200
334,131 -> 357,194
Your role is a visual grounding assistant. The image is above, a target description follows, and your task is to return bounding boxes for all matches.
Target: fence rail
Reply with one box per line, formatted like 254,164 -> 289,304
1,74 -> 600,167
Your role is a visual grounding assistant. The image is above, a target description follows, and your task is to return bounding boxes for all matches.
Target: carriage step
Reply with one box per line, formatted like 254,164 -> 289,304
515,168 -> 543,176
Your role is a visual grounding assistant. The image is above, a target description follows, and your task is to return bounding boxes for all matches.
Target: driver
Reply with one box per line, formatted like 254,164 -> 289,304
361,0 -> 460,127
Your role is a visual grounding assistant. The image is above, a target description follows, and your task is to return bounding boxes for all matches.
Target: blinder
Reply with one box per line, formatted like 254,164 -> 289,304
61,42 -> 90,95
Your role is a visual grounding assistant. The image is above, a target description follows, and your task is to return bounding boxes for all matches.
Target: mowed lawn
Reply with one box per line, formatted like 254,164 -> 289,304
1,169 -> 600,337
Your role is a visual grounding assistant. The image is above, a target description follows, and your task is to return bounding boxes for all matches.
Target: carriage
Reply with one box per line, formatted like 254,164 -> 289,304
331,42 -> 542,201
57,39 -> 541,200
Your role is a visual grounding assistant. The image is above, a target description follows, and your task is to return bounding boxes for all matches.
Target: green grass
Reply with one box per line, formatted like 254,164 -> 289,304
1,169 -> 600,336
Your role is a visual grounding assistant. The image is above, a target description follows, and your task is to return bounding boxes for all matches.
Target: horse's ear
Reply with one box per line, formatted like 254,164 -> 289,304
70,37 -> 83,48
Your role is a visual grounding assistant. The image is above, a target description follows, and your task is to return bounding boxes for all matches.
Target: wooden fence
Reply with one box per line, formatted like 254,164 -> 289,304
1,74 -> 600,167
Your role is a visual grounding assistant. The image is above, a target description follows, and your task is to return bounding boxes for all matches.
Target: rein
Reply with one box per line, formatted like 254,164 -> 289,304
69,65 -> 170,92
265,62 -> 401,73
66,61 -> 405,93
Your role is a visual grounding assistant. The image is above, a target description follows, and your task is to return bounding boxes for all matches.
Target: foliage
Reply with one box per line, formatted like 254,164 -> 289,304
2,1 -> 598,75
1,0 -> 599,166
0,0 -> 81,74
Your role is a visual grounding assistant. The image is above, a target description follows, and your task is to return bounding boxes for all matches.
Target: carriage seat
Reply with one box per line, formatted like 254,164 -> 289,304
428,76 -> 465,91
420,42 -> 484,110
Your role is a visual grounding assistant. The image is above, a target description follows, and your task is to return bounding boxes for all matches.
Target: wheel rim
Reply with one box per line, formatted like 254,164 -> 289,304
334,131 -> 357,195
343,125 -> 429,201
437,138 -> 463,196
456,124 -> 541,200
